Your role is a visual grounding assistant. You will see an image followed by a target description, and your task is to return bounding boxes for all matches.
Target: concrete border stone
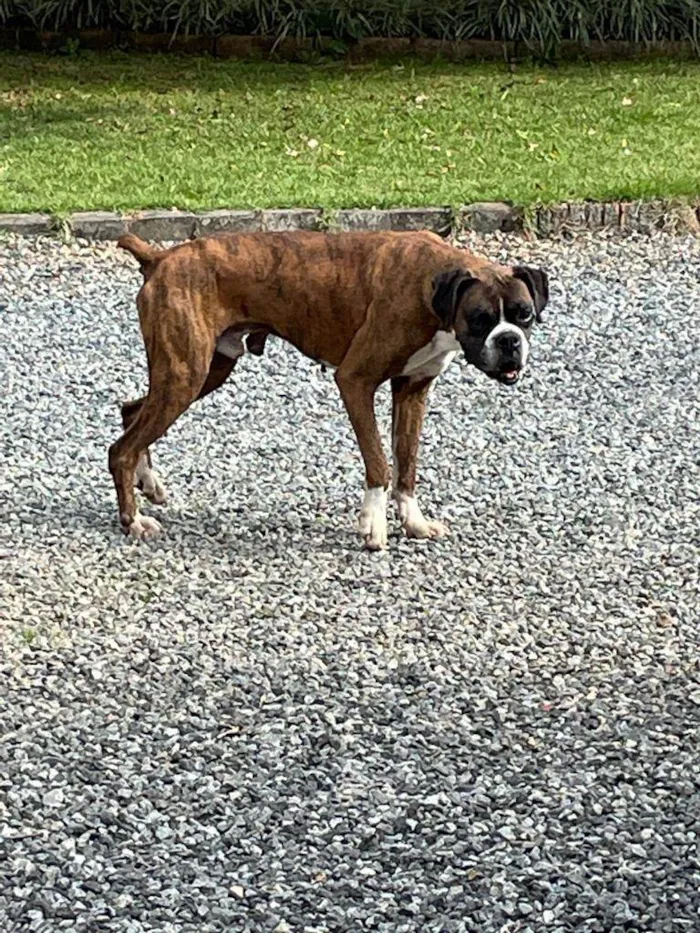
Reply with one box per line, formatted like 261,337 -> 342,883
334,207 -> 452,234
673,205 -> 700,234
70,211 -> 127,240
384,208 -> 452,235
333,209 -> 393,232
459,202 -> 521,233
261,209 -> 323,232
194,210 -> 262,236
127,210 -> 198,241
2,202 -> 699,241
0,213 -> 54,235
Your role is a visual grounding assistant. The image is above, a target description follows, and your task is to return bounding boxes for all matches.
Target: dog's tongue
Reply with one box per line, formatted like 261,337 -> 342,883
503,369 -> 518,380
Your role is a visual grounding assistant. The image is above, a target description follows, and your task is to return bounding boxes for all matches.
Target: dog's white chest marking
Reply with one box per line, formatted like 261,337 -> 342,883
400,331 -> 460,379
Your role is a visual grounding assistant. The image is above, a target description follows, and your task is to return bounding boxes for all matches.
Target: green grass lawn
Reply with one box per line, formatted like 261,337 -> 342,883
1,51 -> 699,214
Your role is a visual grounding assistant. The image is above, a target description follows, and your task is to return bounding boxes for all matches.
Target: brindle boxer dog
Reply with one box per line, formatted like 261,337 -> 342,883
112,230 -> 548,550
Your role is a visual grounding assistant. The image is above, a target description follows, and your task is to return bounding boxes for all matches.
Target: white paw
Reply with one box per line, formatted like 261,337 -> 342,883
135,455 -> 167,504
358,487 -> 388,551
405,518 -> 449,540
394,492 -> 448,541
126,514 -> 163,540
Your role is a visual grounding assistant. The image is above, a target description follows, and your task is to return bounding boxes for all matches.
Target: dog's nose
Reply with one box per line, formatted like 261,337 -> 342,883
496,332 -> 521,355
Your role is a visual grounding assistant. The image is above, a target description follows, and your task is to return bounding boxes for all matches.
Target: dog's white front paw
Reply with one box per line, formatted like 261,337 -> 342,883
135,455 -> 167,504
358,487 -> 388,551
125,513 -> 163,540
395,492 -> 448,541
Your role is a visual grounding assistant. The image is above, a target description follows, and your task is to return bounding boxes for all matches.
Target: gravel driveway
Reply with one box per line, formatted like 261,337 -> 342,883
1,230 -> 699,933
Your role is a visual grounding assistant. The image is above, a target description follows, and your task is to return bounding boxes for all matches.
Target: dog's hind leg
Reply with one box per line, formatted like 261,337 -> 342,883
109,348 -> 217,539
120,350 -> 238,508
121,398 -> 167,505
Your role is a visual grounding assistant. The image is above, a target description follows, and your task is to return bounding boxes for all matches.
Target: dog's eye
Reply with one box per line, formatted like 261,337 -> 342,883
514,306 -> 534,326
470,312 -> 493,337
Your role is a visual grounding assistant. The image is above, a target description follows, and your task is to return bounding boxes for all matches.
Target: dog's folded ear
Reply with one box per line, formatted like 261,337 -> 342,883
432,270 -> 477,329
512,266 -> 549,321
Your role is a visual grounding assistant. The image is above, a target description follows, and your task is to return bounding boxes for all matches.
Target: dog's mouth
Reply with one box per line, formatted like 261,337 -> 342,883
492,367 -> 521,386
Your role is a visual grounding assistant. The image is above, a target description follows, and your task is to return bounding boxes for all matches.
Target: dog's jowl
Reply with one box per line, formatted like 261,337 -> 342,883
112,230 -> 549,550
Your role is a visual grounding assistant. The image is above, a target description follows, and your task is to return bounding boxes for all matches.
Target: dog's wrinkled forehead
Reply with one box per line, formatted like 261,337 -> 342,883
461,276 -> 532,313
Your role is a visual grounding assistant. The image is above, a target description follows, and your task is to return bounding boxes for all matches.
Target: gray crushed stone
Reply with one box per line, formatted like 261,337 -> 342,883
0,229 -> 699,933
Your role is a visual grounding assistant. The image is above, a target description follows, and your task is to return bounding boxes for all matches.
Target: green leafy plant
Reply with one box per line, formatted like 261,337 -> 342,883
3,1 -> 700,52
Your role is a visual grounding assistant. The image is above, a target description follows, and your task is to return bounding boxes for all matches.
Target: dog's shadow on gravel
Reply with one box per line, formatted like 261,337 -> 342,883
165,503 -> 387,560
48,494 -> 383,561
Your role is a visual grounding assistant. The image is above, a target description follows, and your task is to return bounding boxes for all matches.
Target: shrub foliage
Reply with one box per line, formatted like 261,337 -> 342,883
3,1 -> 700,53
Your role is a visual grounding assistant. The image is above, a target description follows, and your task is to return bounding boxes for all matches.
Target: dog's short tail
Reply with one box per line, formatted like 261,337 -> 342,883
117,234 -> 160,270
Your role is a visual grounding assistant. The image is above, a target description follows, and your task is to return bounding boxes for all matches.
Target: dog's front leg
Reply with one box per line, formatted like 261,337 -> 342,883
335,370 -> 391,551
391,375 -> 448,541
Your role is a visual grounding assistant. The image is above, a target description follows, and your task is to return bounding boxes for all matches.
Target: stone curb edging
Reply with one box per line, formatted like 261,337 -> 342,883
1,201 -> 699,242
1,29 -> 697,62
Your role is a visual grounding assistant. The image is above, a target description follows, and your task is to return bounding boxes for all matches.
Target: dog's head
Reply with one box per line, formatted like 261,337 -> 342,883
432,265 -> 549,385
